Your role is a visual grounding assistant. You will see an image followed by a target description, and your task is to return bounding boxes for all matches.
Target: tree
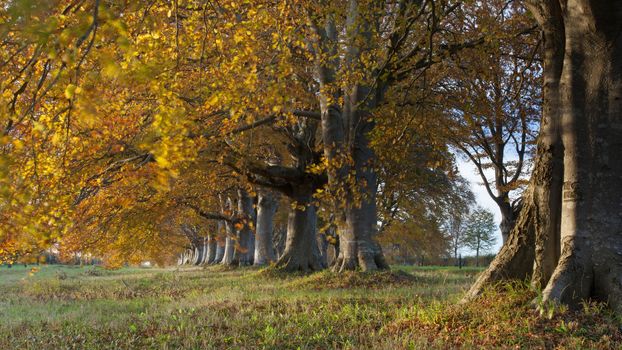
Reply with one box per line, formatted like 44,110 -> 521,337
303,0 -> 484,272
439,0 -> 540,244
466,0 -> 622,315
442,177 -> 475,263
0,0 -> 483,272
463,207 -> 497,267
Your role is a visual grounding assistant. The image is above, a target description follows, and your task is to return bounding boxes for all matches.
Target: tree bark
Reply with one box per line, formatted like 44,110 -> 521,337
312,3 -> 388,272
499,202 -> 516,245
204,235 -> 216,264
192,246 -> 202,265
254,191 -> 278,266
184,248 -> 193,265
213,221 -> 225,264
221,221 -> 236,266
273,224 -> 286,259
214,243 -> 225,264
248,228 -> 255,265
317,231 -> 329,268
274,191 -> 326,272
332,98 -> 389,272
233,189 -> 254,266
540,0 -> 622,312
522,0 -> 566,291
467,0 -> 622,314
199,239 -> 208,265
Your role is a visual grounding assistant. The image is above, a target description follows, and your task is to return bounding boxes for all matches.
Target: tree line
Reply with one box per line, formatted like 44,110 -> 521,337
0,0 -> 620,315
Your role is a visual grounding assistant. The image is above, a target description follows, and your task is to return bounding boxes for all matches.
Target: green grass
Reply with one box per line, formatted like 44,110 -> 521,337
0,265 -> 619,349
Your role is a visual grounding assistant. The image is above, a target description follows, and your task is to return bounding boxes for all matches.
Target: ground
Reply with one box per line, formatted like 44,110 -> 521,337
0,265 -> 619,349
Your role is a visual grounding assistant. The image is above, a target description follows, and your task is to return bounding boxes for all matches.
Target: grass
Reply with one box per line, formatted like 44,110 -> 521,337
0,264 -> 619,349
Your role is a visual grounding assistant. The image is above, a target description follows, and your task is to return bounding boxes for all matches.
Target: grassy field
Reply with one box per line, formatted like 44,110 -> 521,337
0,265 -> 620,349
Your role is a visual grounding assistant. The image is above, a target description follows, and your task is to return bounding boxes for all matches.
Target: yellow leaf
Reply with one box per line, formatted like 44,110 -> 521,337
103,62 -> 121,78
206,95 -> 219,107
65,84 -> 77,99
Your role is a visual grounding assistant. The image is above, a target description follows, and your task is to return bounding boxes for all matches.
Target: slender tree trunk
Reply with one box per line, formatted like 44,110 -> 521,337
275,190 -> 325,272
272,224 -> 286,259
199,240 -> 209,265
184,248 -> 193,265
248,230 -> 255,265
201,239 -> 213,265
254,191 -> 277,266
221,221 -> 236,266
213,221 -> 225,264
317,231 -> 329,268
331,230 -> 339,267
214,242 -> 225,264
205,235 -> 216,264
201,240 -> 207,265
192,246 -> 202,265
232,189 -> 254,266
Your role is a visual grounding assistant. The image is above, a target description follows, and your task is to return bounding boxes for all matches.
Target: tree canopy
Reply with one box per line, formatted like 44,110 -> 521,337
1,0 -> 620,316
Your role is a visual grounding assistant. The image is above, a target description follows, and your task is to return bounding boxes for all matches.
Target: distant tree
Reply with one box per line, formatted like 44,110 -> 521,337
442,176 -> 476,263
463,208 -> 497,267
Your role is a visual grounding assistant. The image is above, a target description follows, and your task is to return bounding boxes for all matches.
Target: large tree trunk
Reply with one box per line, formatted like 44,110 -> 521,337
313,5 -> 387,272
541,0 -> 622,312
332,88 -> 389,272
275,191 -> 326,272
526,0 -> 565,290
254,191 -> 277,266
465,0 -> 565,299
334,194 -> 388,272
467,0 -> 622,314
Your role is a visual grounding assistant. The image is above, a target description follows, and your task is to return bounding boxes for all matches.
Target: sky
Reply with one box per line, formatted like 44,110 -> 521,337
456,157 -> 504,254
